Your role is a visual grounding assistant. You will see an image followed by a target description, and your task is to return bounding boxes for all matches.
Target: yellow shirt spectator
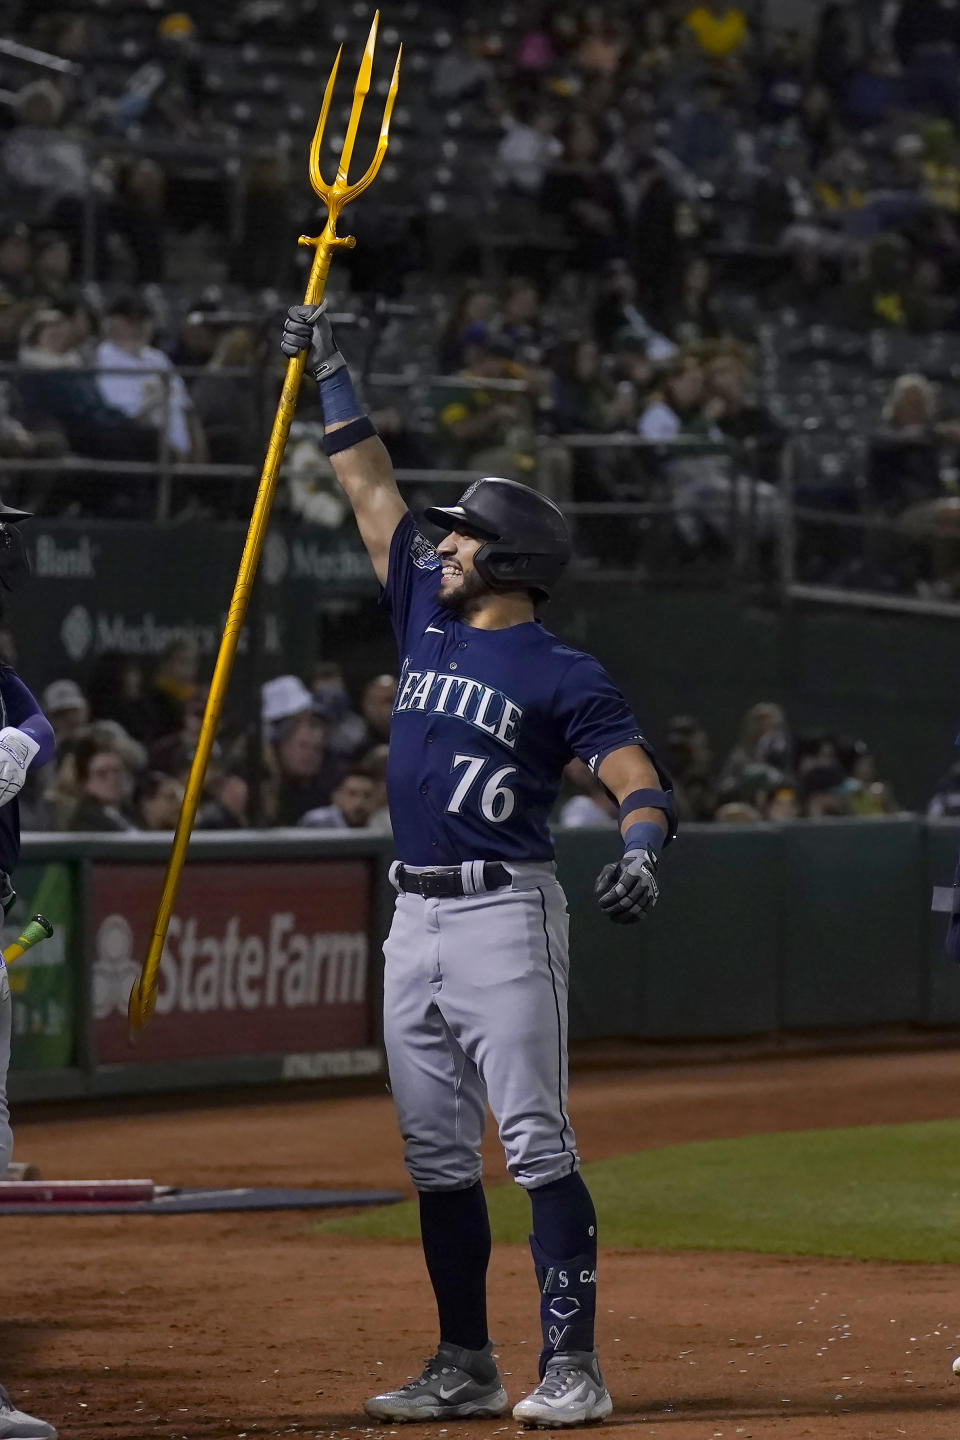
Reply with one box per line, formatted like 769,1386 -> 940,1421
685,5 -> 748,58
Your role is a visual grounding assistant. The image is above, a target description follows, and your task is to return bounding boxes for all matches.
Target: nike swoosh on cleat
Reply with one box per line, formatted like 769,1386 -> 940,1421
438,1380 -> 473,1400
425,625 -> 445,634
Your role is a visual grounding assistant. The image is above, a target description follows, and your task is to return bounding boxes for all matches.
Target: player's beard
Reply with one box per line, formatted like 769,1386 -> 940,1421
436,565 -> 490,617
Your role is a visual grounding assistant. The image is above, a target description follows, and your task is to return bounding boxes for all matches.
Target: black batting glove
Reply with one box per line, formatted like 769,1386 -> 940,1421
280,302 -> 346,382
594,847 -> 660,924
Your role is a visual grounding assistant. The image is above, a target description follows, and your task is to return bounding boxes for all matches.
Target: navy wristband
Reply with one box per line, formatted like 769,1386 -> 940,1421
317,366 -> 363,425
322,415 -> 377,456
623,821 -> 664,858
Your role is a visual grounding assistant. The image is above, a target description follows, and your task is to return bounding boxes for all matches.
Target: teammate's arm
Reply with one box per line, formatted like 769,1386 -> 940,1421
0,671 -> 55,812
281,305 -> 407,585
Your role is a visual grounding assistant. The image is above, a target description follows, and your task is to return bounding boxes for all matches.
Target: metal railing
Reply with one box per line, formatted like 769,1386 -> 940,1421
5,348 -> 959,609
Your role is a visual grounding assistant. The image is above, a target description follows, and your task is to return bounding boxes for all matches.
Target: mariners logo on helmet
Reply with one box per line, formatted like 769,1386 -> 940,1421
424,477 -> 571,600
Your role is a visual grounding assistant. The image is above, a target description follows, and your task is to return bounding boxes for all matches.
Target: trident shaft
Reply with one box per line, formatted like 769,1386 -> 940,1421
128,13 -> 401,1038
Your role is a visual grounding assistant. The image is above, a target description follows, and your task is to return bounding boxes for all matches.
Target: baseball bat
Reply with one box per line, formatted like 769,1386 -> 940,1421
3,914 -> 54,967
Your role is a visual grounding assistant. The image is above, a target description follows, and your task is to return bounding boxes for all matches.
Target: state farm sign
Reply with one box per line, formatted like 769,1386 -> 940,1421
92,861 -> 373,1064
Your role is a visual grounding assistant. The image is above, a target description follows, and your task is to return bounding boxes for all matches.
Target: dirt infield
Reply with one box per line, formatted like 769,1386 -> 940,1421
4,1047 -> 960,1439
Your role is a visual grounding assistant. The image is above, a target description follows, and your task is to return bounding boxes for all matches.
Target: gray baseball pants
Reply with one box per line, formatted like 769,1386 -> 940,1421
382,862 -> 579,1191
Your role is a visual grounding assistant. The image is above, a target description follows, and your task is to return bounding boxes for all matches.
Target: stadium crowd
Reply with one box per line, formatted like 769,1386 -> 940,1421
1,2 -> 960,589
17,648 -> 924,833
0,0 -> 958,832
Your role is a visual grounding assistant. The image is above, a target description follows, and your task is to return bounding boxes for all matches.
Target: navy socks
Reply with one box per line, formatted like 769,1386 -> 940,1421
418,1181 -> 491,1352
417,1171 -> 599,1369
528,1171 -> 598,1374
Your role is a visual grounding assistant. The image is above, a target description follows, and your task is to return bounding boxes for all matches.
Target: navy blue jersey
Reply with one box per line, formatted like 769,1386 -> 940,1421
381,512 -> 653,865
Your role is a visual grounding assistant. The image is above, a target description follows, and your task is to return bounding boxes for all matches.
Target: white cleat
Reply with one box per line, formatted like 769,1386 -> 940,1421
953,1355 -> 960,1377
0,1386 -> 56,1440
513,1351 -> 613,1428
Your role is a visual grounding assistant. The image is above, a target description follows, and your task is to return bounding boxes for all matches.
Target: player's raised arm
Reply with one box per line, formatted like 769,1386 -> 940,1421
280,304 -> 407,584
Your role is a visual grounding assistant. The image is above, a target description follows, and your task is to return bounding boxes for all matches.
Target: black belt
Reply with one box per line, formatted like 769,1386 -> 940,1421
395,862 -> 510,899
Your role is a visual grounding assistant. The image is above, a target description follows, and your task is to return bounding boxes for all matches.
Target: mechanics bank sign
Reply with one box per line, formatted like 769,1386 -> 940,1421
91,860 -> 372,1064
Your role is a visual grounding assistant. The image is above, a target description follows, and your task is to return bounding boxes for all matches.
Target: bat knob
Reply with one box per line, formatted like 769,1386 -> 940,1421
32,914 -> 54,938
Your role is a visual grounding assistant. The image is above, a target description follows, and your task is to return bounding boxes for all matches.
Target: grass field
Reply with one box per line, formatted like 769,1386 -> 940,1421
320,1120 -> 960,1263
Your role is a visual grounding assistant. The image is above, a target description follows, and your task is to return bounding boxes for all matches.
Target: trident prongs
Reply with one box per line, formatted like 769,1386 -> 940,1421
306,10 -> 402,227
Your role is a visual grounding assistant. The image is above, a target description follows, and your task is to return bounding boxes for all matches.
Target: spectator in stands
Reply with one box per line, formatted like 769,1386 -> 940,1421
592,258 -> 675,359
349,674 -> 397,759
437,288 -> 499,372
672,74 -> 741,183
663,255 -> 723,346
95,293 -> 205,462
868,372 -> 960,510
358,744 -> 391,833
813,3 -> 856,99
794,728 -> 841,779
86,651 -> 149,738
839,235 -> 935,332
683,1 -> 750,66
169,302 -> 219,370
267,711 -> 341,827
432,334 -> 539,479
928,756 -> 960,816
107,158 -> 167,285
574,6 -> 630,78
41,678 -> 90,747
663,713 -> 717,821
64,736 -> 135,831
431,23 -> 493,104
893,0 -> 960,119
638,352 -> 712,440
768,784 -> 800,820
299,766 -> 380,830
191,326 -> 259,464
841,45 -> 904,131
196,767 -> 249,830
17,302 -> 159,474
141,639 -> 199,745
799,761 -> 851,817
541,115 -> 627,271
756,30 -> 809,127
31,230 -> 74,306
103,11 -> 208,138
515,11 -> 560,75
557,757 -> 618,828
702,341 -> 786,479
0,221 -> 34,303
721,702 -> 792,788
717,761 -> 784,820
309,663 -> 367,762
497,279 -> 552,365
545,336 -> 632,435
2,79 -> 88,223
748,137 -> 815,247
838,737 -> 900,814
90,719 -> 146,793
134,771 -> 184,831
495,99 -> 563,197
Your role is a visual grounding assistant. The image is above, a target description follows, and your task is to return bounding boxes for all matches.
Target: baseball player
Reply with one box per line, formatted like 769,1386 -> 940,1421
282,307 -> 676,1428
0,501 -> 58,1440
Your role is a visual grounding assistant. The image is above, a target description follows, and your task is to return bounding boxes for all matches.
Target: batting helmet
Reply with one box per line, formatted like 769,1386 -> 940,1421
424,477 -> 571,600
0,499 -> 31,594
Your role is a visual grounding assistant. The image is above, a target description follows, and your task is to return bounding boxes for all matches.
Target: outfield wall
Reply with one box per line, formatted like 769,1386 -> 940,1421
6,820 -> 959,1102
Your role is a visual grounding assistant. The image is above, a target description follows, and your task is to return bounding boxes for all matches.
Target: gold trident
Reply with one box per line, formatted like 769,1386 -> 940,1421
127,13 -> 401,1038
